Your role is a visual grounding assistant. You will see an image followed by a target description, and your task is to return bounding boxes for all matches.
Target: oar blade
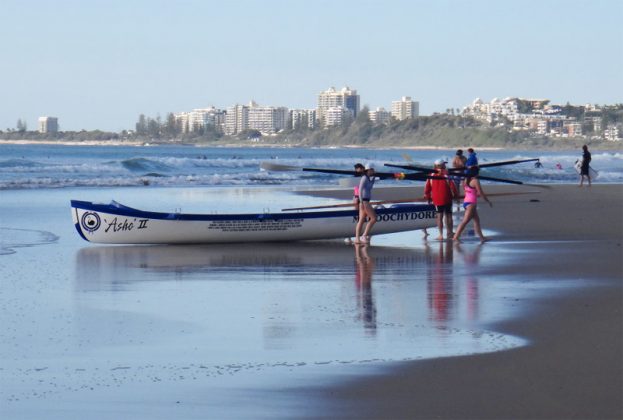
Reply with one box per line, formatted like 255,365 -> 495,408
260,162 -> 301,171
301,167 -> 357,176
447,158 -> 539,172
384,163 -> 431,172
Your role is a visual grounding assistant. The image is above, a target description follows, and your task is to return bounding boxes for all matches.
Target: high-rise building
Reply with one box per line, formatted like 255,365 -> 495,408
225,104 -> 250,135
247,102 -> 289,134
317,86 -> 360,127
391,97 -> 419,121
290,109 -> 316,130
324,106 -> 352,128
369,107 -> 390,125
38,116 -> 58,133
188,107 -> 226,133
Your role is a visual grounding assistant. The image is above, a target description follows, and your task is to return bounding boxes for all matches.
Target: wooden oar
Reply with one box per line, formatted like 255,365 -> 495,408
282,198 -> 427,211
448,158 -> 540,171
282,191 -> 541,211
384,163 -> 430,172
260,161 -> 445,181
385,158 -> 540,174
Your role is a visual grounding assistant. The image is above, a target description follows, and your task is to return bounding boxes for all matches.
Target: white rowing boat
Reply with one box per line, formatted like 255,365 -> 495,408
71,200 -> 436,244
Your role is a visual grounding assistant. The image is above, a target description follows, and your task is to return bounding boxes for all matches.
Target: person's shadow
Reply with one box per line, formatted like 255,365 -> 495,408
354,245 -> 377,334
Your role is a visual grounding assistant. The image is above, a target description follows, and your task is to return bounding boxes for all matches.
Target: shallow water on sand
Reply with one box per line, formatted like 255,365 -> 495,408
1,186 -> 579,419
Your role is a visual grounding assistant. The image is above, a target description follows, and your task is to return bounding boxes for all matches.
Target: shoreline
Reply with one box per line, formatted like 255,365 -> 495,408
302,184 -> 623,419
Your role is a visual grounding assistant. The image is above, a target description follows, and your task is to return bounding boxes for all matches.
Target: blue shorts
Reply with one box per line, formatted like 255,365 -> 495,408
463,202 -> 475,209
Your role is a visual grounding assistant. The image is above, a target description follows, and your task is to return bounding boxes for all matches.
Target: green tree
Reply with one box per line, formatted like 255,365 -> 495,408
136,114 -> 147,134
165,112 -> 179,137
16,118 -> 27,132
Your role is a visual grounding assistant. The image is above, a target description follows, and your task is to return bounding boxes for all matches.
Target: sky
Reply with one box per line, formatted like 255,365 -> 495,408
1,0 -> 622,132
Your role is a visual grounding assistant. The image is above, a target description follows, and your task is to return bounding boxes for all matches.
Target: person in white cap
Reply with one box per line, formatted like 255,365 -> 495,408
355,163 -> 378,244
424,159 -> 458,240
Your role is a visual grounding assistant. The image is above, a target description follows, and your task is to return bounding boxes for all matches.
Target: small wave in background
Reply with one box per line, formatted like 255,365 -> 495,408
0,144 -> 621,190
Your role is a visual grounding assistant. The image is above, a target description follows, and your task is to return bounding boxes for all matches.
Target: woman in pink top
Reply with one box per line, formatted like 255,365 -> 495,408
453,168 -> 492,242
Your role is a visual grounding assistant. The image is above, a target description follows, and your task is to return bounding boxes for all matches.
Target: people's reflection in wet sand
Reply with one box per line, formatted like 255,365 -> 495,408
454,242 -> 483,321
425,240 -> 455,323
354,244 -> 377,334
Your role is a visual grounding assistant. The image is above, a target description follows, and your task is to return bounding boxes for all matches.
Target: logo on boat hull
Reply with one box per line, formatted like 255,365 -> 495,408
81,212 -> 101,232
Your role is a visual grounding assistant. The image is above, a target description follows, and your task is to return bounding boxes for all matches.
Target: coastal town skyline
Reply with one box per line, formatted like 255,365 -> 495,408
21,92 -> 623,143
1,0 -> 622,131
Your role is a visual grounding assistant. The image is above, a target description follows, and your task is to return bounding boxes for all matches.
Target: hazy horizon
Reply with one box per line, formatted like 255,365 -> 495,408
2,0 -> 621,132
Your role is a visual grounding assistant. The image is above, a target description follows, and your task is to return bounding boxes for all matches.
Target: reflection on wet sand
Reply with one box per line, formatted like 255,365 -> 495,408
354,245 -> 376,334
455,242 -> 483,321
424,240 -> 483,324
74,242 -> 430,290
426,240 -> 455,323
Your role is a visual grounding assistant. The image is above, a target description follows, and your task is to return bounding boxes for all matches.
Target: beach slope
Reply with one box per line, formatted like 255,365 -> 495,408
307,184 -> 623,419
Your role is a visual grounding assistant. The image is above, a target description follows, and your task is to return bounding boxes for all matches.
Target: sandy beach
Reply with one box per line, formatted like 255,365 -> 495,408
301,184 -> 623,419
1,183 -> 621,419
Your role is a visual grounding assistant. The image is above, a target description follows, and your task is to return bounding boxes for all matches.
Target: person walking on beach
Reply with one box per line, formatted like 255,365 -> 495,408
579,145 -> 592,187
352,163 -> 365,205
424,159 -> 458,240
355,163 -> 378,244
453,168 -> 492,243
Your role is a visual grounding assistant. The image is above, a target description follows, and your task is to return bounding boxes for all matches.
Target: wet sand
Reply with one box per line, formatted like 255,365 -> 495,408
302,184 -> 623,419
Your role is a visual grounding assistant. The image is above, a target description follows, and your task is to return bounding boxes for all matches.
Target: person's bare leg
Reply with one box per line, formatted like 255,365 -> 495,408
453,206 -> 475,241
355,206 -> 365,243
435,213 -> 444,240
472,211 -> 488,242
446,212 -> 454,239
361,204 -> 377,242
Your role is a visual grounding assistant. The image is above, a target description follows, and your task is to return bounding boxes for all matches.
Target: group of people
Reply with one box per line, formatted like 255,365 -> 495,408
352,148 -> 491,245
424,148 -> 492,243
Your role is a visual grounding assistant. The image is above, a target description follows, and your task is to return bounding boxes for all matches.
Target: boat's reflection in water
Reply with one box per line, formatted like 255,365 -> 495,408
75,240 -> 484,331
73,240 -> 526,370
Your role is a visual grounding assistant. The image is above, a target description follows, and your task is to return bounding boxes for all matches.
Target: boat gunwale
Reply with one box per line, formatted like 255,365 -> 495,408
70,200 -> 435,222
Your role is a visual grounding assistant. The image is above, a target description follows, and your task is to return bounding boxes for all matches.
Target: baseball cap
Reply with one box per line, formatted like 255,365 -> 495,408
434,159 -> 447,166
364,163 -> 375,170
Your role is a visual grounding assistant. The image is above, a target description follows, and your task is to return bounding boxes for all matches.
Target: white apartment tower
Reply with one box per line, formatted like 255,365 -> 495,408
317,86 -> 360,127
38,116 -> 59,133
290,109 -> 316,130
247,102 -> 289,134
225,104 -> 250,135
324,106 -> 352,128
188,107 -> 226,133
369,107 -> 391,125
391,96 -> 419,121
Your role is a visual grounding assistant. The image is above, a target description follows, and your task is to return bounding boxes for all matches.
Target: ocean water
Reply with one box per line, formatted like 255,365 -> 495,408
0,185 -> 545,419
1,143 -> 622,190
1,143 -> 619,418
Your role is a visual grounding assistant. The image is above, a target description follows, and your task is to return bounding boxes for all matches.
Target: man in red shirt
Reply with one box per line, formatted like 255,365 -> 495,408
424,159 -> 458,240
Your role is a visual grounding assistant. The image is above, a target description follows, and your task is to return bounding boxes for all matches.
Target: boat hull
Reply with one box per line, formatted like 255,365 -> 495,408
71,200 -> 437,244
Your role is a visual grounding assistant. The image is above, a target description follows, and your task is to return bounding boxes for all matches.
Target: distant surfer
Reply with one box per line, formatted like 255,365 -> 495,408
453,167 -> 492,243
579,145 -> 592,187
355,163 -> 378,244
556,163 -> 563,170
534,161 -> 543,168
